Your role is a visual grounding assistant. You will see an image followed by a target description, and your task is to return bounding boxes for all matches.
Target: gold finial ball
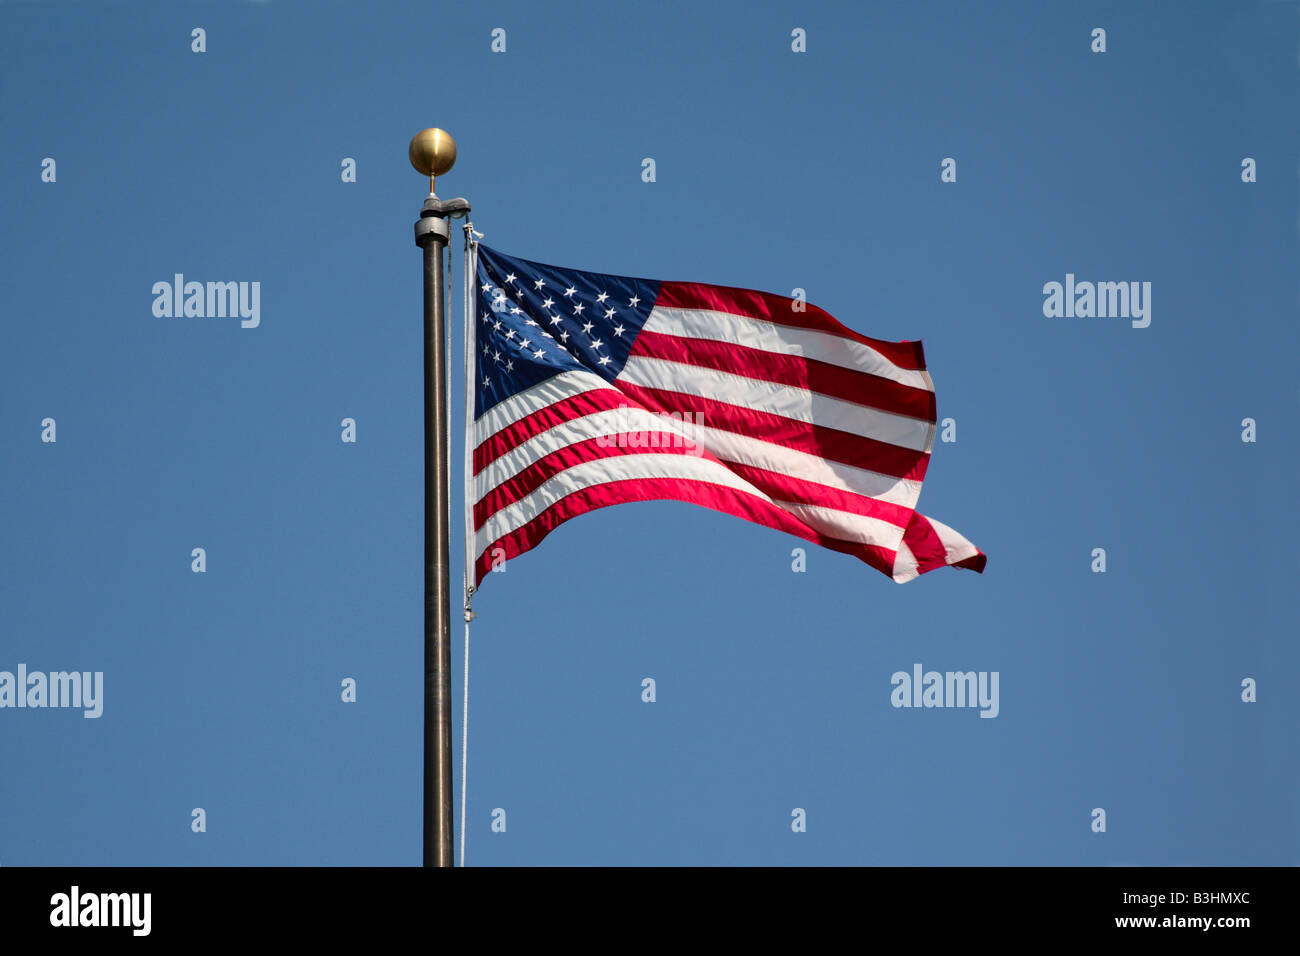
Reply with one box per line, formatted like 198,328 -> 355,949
409,128 -> 457,179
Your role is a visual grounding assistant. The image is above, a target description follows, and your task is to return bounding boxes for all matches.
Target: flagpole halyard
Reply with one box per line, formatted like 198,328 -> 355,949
459,222 -> 479,867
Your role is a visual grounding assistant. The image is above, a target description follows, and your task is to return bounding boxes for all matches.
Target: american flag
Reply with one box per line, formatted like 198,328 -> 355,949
469,244 -> 985,586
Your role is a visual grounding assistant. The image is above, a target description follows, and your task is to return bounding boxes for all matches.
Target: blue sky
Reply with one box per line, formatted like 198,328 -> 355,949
0,0 -> 1295,865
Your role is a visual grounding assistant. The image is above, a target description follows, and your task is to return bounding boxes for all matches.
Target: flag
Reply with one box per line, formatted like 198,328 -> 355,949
469,244 -> 985,585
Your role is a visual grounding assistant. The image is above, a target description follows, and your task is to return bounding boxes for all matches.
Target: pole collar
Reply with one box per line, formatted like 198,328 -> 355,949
415,215 -> 451,247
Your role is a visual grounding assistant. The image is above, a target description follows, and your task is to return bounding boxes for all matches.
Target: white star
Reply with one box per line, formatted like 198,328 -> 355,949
628,295 -> 640,308
533,278 -> 545,290
481,312 -> 491,324
533,348 -> 545,359
525,319 -> 537,327
505,360 -> 514,372
590,338 -> 603,350
482,377 -> 491,388
549,314 -> 563,326
492,321 -> 502,332
560,330 -> 570,342
510,306 -> 522,315
564,286 -> 577,298
596,291 -> 609,304
492,350 -> 501,363
519,338 -> 531,349
504,273 -> 516,285
542,297 -> 554,309
582,321 -> 594,334
604,308 -> 616,319
598,355 -> 612,366
573,303 -> 585,315
505,329 -> 515,340
613,324 -> 625,337
482,344 -> 490,355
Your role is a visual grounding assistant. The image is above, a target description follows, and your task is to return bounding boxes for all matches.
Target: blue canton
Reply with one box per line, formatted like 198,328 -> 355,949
474,245 -> 660,417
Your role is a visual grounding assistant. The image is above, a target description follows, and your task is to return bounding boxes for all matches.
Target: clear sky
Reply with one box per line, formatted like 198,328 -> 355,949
1,0 -> 1295,866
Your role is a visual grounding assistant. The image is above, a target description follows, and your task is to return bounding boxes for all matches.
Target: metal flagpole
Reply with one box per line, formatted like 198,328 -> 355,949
410,128 -> 470,867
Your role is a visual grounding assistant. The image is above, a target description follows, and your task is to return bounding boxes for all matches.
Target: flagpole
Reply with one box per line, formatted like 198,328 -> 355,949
410,128 -> 470,867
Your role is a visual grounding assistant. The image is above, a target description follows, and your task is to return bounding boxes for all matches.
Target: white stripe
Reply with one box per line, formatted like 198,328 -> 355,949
475,396 -> 920,510
476,453 -> 911,561
773,501 -> 906,552
892,539 -> 919,583
619,356 -> 934,452
476,406 -> 704,499
475,453 -> 769,559
889,515 -> 981,582
689,424 -> 922,508
473,369 -> 615,446
644,305 -> 933,392
924,514 -> 981,566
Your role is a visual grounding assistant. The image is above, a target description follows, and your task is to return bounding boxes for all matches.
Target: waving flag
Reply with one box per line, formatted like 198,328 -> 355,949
469,244 -> 985,585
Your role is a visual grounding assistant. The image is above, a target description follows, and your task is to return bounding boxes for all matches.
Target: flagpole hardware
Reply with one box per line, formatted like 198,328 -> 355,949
414,198 -> 471,245
410,125 -> 465,868
409,127 -> 458,197
423,196 -> 471,220
414,214 -> 450,245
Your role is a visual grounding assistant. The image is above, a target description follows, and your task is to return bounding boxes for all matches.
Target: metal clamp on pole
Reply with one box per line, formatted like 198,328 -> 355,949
423,196 -> 472,220
414,213 -> 451,246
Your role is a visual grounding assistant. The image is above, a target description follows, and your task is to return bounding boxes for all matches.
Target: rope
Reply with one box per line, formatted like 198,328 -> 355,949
458,222 -> 480,867
459,617 -> 470,867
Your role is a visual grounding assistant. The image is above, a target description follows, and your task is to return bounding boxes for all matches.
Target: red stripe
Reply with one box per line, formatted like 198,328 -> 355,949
475,433 -> 913,534
901,512 -> 987,575
474,387 -> 627,474
615,380 -> 931,483
902,510 -> 951,574
655,281 -> 927,371
723,461 -> 913,529
474,434 -> 710,530
629,329 -> 936,422
475,477 -> 898,584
